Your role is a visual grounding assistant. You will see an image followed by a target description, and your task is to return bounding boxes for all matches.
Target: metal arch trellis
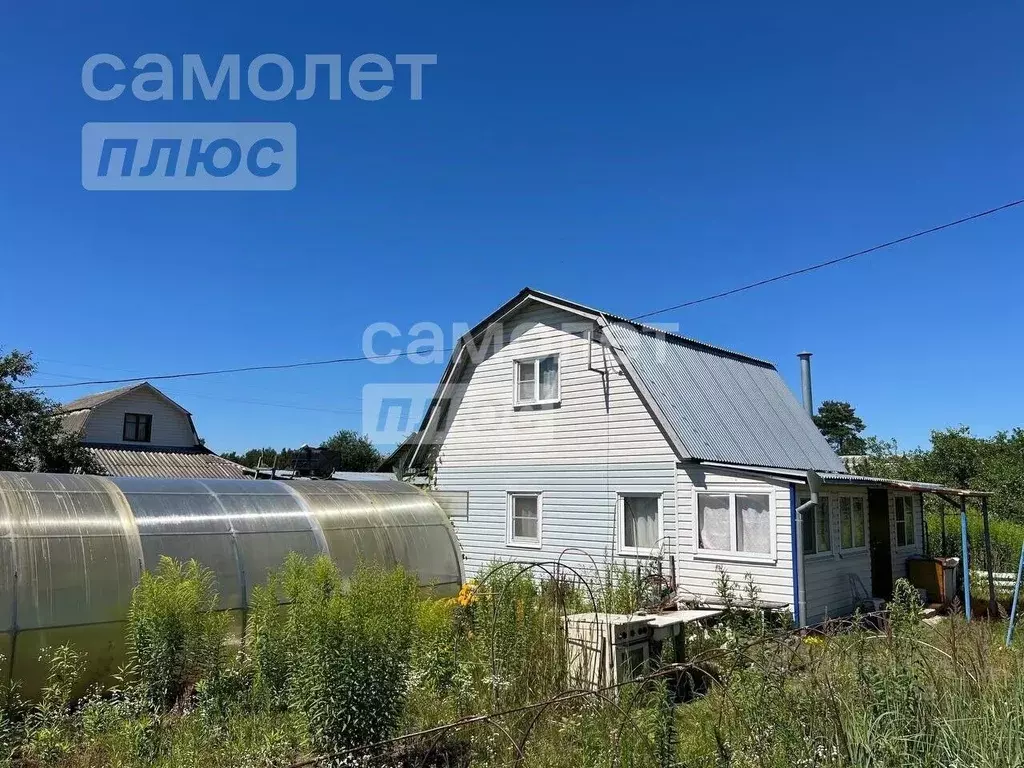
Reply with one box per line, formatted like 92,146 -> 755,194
469,558 -> 604,709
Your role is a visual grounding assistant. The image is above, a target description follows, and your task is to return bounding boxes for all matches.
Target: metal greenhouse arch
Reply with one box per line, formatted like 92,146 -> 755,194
0,472 -> 463,695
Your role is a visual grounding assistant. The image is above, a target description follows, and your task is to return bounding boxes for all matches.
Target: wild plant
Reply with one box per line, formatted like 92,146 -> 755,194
268,554 -> 421,756
124,556 -> 229,711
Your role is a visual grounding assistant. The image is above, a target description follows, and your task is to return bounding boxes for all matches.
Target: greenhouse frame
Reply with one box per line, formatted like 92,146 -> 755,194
0,472 -> 463,694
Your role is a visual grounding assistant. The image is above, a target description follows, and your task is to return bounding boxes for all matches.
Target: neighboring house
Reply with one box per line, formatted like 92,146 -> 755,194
57,382 -> 249,479
388,288 -> 969,626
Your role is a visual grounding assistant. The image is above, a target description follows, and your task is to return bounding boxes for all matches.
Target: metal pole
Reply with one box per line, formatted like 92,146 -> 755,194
982,497 -> 998,618
1007,541 -> 1024,647
941,506 -> 947,557
960,497 -> 972,620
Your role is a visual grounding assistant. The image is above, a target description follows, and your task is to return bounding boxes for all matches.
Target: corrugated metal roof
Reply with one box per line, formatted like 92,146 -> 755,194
522,288 -> 777,367
85,445 -> 250,479
609,321 -> 845,472
819,472 -> 992,496
56,383 -> 145,414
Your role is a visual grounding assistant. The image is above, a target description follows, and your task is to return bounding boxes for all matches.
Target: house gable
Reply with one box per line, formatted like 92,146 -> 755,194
430,300 -> 678,469
67,383 -> 199,448
407,287 -> 843,474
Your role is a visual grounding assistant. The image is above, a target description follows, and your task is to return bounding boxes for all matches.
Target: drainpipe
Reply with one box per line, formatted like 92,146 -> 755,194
793,469 -> 823,628
798,352 -> 814,416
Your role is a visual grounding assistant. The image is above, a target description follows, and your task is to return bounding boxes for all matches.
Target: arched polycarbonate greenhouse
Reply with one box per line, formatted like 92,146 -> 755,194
0,472 -> 463,694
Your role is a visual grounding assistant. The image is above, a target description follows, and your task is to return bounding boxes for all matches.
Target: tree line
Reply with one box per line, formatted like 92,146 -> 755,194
814,398 -> 1024,524
221,430 -> 384,475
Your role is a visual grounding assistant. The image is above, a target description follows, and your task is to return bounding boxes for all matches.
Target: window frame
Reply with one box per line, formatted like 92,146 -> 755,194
506,491 -> 543,549
513,354 -> 560,407
895,494 -> 916,548
122,412 -> 153,443
799,494 -> 833,559
616,492 -> 663,558
837,494 -> 869,553
692,489 -> 776,563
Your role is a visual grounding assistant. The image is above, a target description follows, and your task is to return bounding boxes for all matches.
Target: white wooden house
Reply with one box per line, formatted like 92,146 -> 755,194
390,288 -> 949,626
57,382 -> 248,479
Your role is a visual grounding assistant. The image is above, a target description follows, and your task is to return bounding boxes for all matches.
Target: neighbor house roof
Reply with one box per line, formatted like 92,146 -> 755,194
57,383 -> 145,414
401,288 -> 846,474
83,444 -> 251,480
56,382 -> 249,479
57,382 -> 201,444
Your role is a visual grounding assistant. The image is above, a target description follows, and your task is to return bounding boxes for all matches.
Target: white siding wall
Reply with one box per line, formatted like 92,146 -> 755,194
889,491 -> 925,586
81,390 -> 197,447
433,303 -> 678,578
802,484 -> 872,624
675,468 -> 794,608
427,300 -> 894,625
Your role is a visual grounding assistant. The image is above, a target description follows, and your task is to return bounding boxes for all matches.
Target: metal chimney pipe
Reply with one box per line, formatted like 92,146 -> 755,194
797,352 -> 813,416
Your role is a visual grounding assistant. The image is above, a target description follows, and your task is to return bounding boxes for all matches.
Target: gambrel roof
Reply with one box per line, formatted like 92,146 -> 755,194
401,288 -> 846,474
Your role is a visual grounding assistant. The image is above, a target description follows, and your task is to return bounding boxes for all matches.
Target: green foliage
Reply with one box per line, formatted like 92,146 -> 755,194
863,425 -> 1024,524
125,556 -> 229,711
252,554 -> 421,755
245,573 -> 288,708
813,400 -> 867,455
22,645 -> 86,765
0,348 -> 100,473
319,428 -> 384,472
0,658 -> 23,767
678,592 -> 1024,768
20,555 -> 1024,768
222,429 -> 384,475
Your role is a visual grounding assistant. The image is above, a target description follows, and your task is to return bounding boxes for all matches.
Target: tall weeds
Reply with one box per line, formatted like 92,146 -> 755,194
249,554 -> 421,756
124,556 -> 228,711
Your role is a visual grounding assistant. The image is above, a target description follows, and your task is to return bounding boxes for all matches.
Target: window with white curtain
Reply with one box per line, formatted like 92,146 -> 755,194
838,495 -> 867,550
696,492 -> 773,557
514,355 -> 559,405
508,492 -> 542,547
618,493 -> 661,556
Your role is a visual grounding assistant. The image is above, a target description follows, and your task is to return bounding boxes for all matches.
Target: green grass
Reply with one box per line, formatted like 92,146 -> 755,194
5,562 -> 1024,768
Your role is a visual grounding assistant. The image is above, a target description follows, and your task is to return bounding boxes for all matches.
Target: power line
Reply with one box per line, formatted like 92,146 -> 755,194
629,196 -> 1024,321
17,347 -> 454,391
17,195 -> 1024,391
30,370 -> 364,415
36,357 -> 368,404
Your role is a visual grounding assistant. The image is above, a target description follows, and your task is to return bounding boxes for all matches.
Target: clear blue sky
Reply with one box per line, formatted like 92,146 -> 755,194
2,2 -> 1022,454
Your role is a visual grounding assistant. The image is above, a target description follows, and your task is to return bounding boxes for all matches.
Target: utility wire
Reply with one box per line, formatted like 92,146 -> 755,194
30,370 -> 364,415
629,196 -> 1024,321
17,347 -> 454,391
18,195 -> 1024,391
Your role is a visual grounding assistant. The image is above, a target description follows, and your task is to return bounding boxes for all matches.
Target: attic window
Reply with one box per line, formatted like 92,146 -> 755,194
514,355 -> 559,406
123,413 -> 152,442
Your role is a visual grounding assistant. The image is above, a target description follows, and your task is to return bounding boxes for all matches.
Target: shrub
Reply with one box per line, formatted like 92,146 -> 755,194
22,644 -> 85,765
250,554 -> 421,757
0,657 -> 23,767
246,572 -> 288,709
125,556 -> 229,711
